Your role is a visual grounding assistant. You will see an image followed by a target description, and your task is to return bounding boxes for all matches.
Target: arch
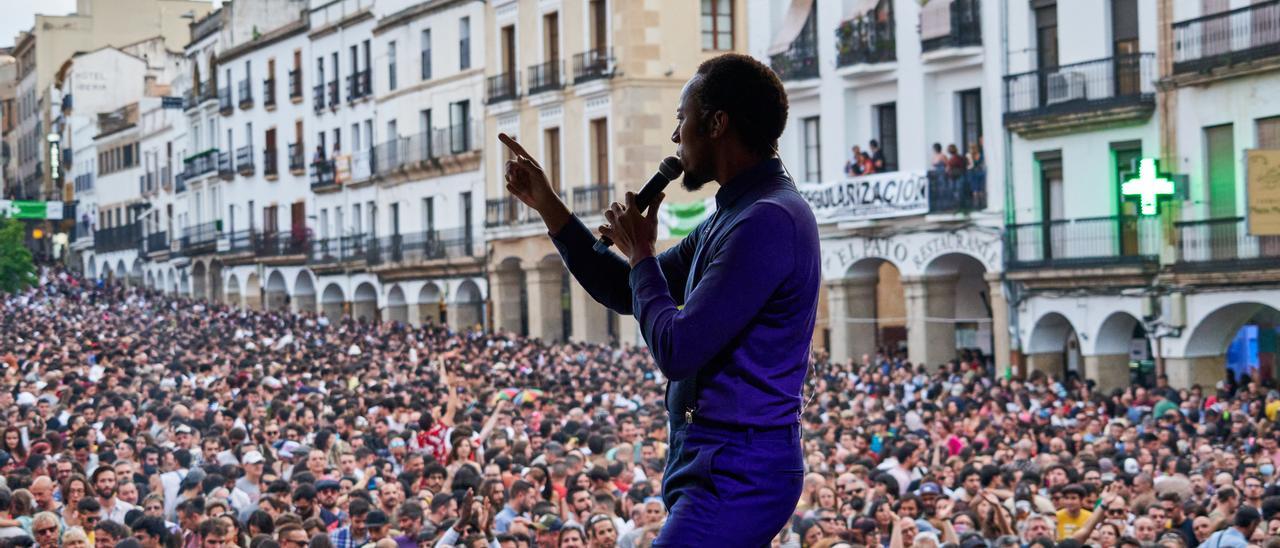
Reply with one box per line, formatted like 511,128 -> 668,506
225,274 -> 242,308
1026,312 -> 1083,380
265,270 -> 289,310
452,279 -> 485,332
386,285 -> 408,324
102,260 -> 112,281
417,282 -> 443,326
167,269 -> 177,294
1094,312 -> 1145,357
293,270 -> 317,313
87,261 -> 97,280
920,253 -> 993,366
829,258 -> 906,362
1183,303 -> 1274,358
115,260 -> 127,285
191,261 -> 208,300
353,282 -> 378,322
244,272 -> 262,310
179,272 -> 190,295
208,260 -> 224,304
146,271 -> 155,289
321,283 -> 346,320
130,259 -> 144,286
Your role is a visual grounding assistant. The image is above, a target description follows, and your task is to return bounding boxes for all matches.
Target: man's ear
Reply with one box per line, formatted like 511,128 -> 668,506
708,111 -> 728,139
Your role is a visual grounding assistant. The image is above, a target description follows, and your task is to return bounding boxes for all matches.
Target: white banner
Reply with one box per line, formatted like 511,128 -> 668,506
797,171 -> 930,223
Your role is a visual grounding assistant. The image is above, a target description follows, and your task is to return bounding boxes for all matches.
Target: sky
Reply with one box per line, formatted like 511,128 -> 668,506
0,0 -> 220,50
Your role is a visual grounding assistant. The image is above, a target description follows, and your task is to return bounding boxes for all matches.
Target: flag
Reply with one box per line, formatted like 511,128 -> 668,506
658,197 -> 715,239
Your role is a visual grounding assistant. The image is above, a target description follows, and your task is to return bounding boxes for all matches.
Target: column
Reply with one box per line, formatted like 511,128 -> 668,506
986,274 -> 1011,374
406,299 -> 421,326
903,275 -> 958,368
1164,356 -> 1225,390
524,265 -> 565,342
494,267 -> 524,334
1026,353 -> 1064,379
570,283 -> 610,344
827,278 -> 879,364
1083,354 -> 1131,393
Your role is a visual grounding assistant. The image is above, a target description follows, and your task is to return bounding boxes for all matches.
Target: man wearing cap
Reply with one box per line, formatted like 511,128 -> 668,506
235,451 -> 265,506
315,479 -> 344,527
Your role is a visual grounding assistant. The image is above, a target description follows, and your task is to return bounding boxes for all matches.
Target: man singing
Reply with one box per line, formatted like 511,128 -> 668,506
500,52 -> 820,545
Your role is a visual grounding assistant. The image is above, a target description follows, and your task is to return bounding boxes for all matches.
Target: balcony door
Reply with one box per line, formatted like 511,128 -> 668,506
1113,144 -> 1142,257
1038,153 -> 1065,260
1111,0 -> 1140,96
1205,123 -> 1237,260
1034,1 -> 1059,108
264,205 -> 279,235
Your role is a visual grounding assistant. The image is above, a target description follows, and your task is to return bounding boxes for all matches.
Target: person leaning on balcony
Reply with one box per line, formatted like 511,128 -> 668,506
846,146 -> 865,177
931,143 -> 947,176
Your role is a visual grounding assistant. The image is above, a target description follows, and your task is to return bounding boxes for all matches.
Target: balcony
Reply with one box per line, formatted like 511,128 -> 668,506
572,185 -> 613,215
772,44 -> 821,81
146,231 -> 169,255
1172,1 -> 1280,76
202,81 -> 218,103
310,159 -> 337,190
836,14 -> 895,68
93,223 -> 142,253
218,151 -> 234,180
180,221 -> 222,256
288,143 -> 305,173
183,148 -> 219,179
225,229 -> 257,255
175,171 -> 187,193
927,170 -> 987,214
328,80 -> 340,109
219,86 -> 233,115
372,122 -> 480,178
486,197 -> 538,228
289,69 -> 303,101
1175,217 -> 1280,270
263,77 -> 276,108
237,144 -> 257,176
347,70 -> 371,102
1003,53 -> 1156,137
313,84 -> 325,113
308,234 -> 368,265
184,86 -> 200,111
238,79 -> 253,109
367,227 -> 478,267
255,230 -> 310,258
264,147 -> 278,177
528,60 -> 565,95
486,72 -> 519,104
1005,215 -> 1162,270
920,0 -> 982,54
573,48 -> 615,83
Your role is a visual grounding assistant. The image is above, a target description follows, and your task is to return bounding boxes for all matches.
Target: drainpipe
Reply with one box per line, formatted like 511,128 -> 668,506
999,0 -> 1023,378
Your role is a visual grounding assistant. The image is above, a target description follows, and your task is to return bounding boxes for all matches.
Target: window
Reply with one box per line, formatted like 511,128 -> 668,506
461,191 -> 473,234
459,16 -> 471,70
387,41 -> 397,91
353,204 -> 362,236
701,0 -> 733,50
421,29 -> 432,80
959,89 -> 982,156
544,12 -> 560,61
449,100 -> 470,152
589,0 -> 607,50
420,109 -> 433,157
802,116 -> 820,182
390,203 -> 400,236
1258,116 -> 1280,149
545,127 -> 562,192
874,102 -> 898,171
423,197 -> 435,233
590,118 -> 609,184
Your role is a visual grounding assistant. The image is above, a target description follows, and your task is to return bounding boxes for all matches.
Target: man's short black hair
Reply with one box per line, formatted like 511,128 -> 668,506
693,53 -> 788,158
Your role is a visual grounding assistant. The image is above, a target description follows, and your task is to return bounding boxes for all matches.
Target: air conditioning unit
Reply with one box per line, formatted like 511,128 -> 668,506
1046,71 -> 1087,105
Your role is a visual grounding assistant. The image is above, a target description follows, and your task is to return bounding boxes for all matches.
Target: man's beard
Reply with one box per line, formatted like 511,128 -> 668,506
680,171 -> 712,192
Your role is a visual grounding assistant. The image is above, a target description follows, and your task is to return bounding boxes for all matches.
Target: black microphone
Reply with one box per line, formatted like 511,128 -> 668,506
593,156 -> 683,253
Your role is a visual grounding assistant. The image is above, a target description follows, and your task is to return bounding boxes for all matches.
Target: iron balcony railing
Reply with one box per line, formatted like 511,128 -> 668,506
772,43 -> 821,81
486,190 -> 567,228
921,0 -> 982,53
836,12 -> 896,67
311,159 -> 337,190
1172,0 -> 1280,74
184,86 -> 200,110
528,60 -> 565,94
263,77 -> 276,107
238,79 -> 253,108
289,69 -> 303,100
218,151 -> 234,179
184,148 -> 219,178
1005,215 -> 1162,269
572,185 -> 613,215
255,230 -> 310,257
328,80 -> 340,108
371,120 -> 480,175
180,221 -> 222,255
146,231 -> 169,254
1003,53 -> 1156,121
346,69 -> 371,102
1175,217 -> 1280,267
94,223 -> 142,253
486,72 -> 519,104
201,80 -> 217,102
236,146 -> 255,175
288,143 -> 305,172
313,84 -> 325,113
366,226 -> 477,266
573,48 -> 615,83
927,169 -> 988,213
175,171 -> 187,193
264,147 -> 278,177
219,86 -> 233,114
224,229 -> 254,254
308,234 -> 368,265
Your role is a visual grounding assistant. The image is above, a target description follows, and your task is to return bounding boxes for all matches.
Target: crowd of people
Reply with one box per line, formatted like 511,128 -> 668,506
842,140 -> 986,210
2,269 -> 1280,548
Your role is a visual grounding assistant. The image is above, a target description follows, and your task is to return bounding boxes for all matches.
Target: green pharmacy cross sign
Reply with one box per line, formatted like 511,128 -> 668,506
1121,158 -> 1176,216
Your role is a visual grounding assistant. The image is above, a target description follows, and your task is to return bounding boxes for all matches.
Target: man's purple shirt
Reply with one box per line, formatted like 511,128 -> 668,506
552,158 -> 821,427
